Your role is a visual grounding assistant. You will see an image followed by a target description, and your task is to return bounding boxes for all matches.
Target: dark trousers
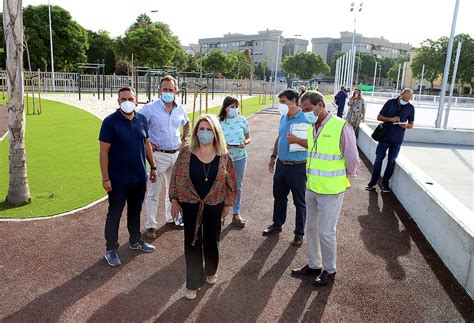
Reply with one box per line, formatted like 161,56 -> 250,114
181,202 -> 223,290
368,139 -> 402,188
337,104 -> 345,118
104,181 -> 146,251
272,160 -> 307,236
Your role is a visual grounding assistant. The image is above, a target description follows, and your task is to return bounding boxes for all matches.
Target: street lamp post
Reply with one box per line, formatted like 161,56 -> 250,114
435,0 -> 460,128
271,35 -> 281,109
48,0 -> 55,92
349,2 -> 363,90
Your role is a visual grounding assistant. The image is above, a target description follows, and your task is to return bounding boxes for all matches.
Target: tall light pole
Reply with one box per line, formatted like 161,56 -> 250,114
435,0 -> 460,128
443,41 -> 462,129
271,35 -> 281,109
48,0 -> 55,92
349,2 -> 363,90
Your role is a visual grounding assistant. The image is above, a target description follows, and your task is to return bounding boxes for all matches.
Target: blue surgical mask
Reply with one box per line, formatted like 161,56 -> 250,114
228,107 -> 238,118
304,111 -> 318,124
279,103 -> 289,116
197,130 -> 214,145
399,98 -> 408,105
161,92 -> 175,104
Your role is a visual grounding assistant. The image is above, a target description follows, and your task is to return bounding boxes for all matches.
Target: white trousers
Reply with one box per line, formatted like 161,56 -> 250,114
145,151 -> 179,228
305,189 -> 345,274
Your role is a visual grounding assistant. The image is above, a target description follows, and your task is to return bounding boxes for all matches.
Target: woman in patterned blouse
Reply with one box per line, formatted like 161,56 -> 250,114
345,88 -> 366,138
218,96 -> 251,228
170,114 -> 237,300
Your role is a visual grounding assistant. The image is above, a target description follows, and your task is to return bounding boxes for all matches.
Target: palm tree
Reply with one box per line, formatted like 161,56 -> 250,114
3,0 -> 31,206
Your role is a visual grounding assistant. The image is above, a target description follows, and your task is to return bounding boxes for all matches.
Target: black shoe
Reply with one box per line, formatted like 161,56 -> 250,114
291,264 -> 322,277
291,235 -> 303,247
262,225 -> 282,236
365,185 -> 376,191
313,270 -> 336,286
382,187 -> 391,193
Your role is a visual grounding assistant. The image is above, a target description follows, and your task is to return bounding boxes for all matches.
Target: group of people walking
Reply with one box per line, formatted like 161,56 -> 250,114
99,75 -> 415,299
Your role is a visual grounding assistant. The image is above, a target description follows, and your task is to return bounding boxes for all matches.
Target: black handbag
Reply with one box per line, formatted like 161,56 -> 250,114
371,123 -> 385,141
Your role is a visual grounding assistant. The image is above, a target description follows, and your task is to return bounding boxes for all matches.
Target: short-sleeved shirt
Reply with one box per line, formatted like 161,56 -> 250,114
138,99 -> 189,150
220,115 -> 250,161
99,109 -> 149,185
379,98 -> 415,143
278,110 -> 310,162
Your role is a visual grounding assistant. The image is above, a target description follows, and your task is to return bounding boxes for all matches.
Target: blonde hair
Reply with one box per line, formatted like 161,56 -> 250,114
189,114 -> 228,156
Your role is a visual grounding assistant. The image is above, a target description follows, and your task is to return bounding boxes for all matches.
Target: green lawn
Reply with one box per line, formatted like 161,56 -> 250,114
0,98 -> 104,219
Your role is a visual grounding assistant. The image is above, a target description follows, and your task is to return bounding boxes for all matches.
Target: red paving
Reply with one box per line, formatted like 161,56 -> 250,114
0,109 -> 472,322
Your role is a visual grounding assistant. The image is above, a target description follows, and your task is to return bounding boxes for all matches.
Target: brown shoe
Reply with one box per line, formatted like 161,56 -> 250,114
232,215 -> 246,228
145,228 -> 156,239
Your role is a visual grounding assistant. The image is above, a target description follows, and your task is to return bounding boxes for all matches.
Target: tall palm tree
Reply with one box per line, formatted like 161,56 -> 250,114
4,0 -> 31,206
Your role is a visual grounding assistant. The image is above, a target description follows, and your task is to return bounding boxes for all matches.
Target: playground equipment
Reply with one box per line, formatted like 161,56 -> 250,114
77,60 -> 106,101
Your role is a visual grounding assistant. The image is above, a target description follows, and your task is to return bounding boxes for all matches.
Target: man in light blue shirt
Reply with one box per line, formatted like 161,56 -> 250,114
264,89 -> 310,247
139,75 -> 190,238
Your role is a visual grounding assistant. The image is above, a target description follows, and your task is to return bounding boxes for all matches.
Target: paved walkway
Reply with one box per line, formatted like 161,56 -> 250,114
40,93 -> 252,120
0,108 -> 472,321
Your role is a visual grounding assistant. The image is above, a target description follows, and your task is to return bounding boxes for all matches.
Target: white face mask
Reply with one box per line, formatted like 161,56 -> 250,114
278,103 -> 289,116
120,101 -> 136,114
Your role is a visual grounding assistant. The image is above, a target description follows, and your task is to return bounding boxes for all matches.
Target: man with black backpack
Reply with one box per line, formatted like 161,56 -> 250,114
365,88 -> 415,193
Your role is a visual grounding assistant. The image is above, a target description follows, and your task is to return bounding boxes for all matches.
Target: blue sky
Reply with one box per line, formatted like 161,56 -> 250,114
12,0 -> 474,47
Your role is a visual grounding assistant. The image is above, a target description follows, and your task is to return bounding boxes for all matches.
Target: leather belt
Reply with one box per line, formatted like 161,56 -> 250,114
279,159 -> 306,166
152,145 -> 179,154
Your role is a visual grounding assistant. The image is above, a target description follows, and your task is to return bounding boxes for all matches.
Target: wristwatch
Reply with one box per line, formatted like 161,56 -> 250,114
150,167 -> 157,171
270,154 -> 277,160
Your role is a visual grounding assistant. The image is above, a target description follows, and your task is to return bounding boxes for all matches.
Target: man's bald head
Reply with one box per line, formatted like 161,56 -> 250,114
400,88 -> 413,102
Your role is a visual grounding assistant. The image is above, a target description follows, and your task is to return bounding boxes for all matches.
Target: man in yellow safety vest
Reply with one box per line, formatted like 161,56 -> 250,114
289,91 -> 360,286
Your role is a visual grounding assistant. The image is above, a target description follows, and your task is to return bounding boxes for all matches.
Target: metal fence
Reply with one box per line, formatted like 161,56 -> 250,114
0,71 -> 286,96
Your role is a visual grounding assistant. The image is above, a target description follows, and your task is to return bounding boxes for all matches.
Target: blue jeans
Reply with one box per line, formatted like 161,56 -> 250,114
368,139 -> 402,188
272,160 -> 306,236
232,158 -> 247,215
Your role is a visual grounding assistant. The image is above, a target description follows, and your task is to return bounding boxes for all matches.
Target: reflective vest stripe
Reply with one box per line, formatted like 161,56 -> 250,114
306,168 -> 347,177
307,152 -> 344,160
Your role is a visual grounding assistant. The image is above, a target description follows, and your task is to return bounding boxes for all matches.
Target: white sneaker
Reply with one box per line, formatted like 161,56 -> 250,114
185,289 -> 197,300
206,275 -> 218,285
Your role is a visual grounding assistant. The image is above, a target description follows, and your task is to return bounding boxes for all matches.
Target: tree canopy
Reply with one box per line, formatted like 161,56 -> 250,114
281,52 -> 329,80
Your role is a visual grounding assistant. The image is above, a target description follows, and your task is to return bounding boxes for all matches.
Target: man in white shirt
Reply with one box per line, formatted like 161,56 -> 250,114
139,75 -> 190,238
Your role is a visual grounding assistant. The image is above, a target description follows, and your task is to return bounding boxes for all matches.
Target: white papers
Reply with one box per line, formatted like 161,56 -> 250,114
289,123 -> 309,152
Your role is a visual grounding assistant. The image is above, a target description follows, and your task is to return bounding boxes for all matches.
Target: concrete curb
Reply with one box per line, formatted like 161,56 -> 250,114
357,123 -> 474,299
0,195 -> 108,222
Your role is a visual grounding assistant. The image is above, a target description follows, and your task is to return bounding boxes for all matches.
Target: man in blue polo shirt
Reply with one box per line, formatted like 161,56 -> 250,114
264,89 -> 311,246
366,88 -> 415,192
139,75 -> 190,238
99,87 -> 158,266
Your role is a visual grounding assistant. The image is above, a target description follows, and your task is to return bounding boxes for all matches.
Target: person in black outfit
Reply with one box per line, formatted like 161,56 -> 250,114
169,114 -> 237,300
334,86 -> 347,118
99,87 -> 158,266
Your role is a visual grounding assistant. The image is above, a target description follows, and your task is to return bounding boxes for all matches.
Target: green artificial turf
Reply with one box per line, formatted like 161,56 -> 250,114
0,98 -> 104,219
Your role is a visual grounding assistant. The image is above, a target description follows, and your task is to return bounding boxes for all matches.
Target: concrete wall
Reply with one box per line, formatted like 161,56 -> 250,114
357,123 -> 474,299
364,123 -> 474,146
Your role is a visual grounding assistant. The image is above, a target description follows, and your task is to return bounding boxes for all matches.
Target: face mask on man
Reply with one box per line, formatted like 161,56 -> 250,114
197,130 -> 214,145
162,92 -> 175,104
278,103 -> 289,116
228,107 -> 238,118
399,98 -> 408,105
120,101 -> 135,114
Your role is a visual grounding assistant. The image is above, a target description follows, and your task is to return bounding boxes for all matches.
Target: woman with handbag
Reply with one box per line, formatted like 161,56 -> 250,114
169,114 -> 237,300
345,88 -> 366,138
